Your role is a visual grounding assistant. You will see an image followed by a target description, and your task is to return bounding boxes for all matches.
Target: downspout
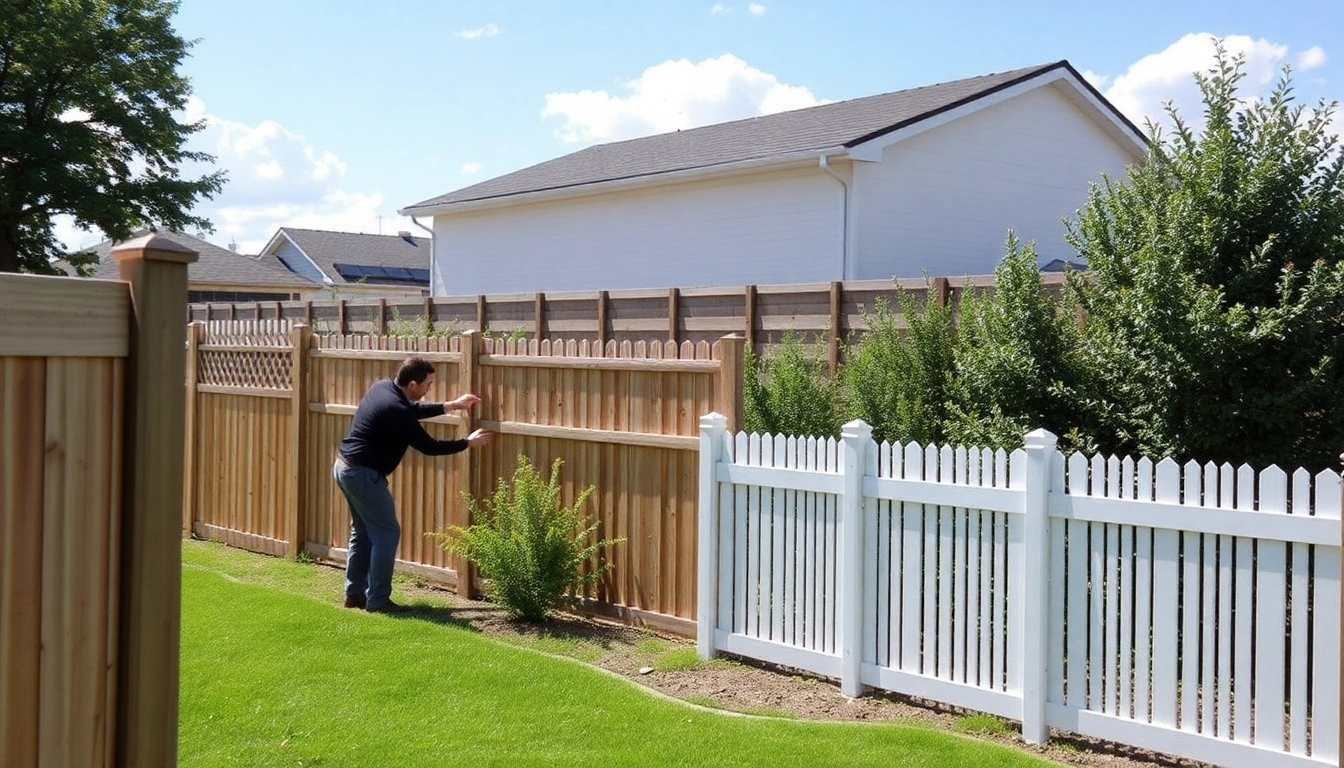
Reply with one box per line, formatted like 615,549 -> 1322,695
409,215 -> 439,295
818,154 -> 851,280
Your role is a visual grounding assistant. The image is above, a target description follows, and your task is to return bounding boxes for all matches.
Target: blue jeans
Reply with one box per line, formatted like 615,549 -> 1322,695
332,457 -> 400,609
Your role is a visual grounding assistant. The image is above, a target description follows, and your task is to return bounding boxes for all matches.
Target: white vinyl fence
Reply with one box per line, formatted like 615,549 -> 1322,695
695,415 -> 1342,768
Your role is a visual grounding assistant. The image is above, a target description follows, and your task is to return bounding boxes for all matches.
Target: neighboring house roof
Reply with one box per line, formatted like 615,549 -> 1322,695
258,227 -> 431,287
1041,258 -> 1088,272
402,60 -> 1146,215
75,230 -> 316,288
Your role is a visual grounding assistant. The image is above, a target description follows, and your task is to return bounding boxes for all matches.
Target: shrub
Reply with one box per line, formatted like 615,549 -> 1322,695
437,456 -> 622,621
743,331 -> 842,438
945,234 -> 1094,452
839,288 -> 955,446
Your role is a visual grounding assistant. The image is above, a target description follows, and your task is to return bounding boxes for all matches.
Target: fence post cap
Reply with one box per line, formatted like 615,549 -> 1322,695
1024,428 -> 1058,449
700,412 -> 727,429
841,419 -> 873,440
110,233 -> 199,264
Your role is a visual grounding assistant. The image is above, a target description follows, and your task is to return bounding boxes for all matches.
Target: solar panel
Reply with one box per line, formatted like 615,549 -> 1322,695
332,262 -> 430,285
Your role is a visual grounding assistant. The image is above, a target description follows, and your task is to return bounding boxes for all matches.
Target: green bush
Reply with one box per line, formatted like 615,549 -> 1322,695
945,234 -> 1094,452
437,456 -> 622,621
743,331 -> 842,438
840,289 -> 955,446
1066,42 -> 1344,469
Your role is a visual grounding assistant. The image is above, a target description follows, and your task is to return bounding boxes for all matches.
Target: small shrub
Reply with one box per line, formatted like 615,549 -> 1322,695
436,455 -> 622,621
743,330 -> 842,438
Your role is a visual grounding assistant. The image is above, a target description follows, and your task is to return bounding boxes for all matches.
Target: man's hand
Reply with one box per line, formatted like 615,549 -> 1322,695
466,428 -> 493,447
445,393 -> 481,411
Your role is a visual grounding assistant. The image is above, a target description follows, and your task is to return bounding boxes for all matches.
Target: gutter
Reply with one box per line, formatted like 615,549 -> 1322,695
409,215 -> 439,295
818,154 -> 851,280
399,146 -> 851,218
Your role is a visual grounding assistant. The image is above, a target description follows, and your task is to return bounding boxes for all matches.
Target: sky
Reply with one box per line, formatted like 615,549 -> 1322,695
57,0 -> 1344,255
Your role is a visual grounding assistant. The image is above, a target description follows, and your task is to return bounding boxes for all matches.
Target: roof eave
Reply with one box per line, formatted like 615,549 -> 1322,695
398,148 -> 850,218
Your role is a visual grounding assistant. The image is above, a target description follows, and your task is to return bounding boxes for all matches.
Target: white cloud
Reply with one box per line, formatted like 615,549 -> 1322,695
541,54 -> 825,144
455,23 -> 500,40
459,161 -> 482,176
1102,33 -> 1294,131
1297,46 -> 1327,71
748,3 -> 766,14
1080,69 -> 1111,91
711,4 -> 731,14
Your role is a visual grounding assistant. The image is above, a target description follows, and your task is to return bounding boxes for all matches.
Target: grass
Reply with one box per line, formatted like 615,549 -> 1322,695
955,714 -> 1011,736
653,647 -> 711,672
179,540 -> 1061,767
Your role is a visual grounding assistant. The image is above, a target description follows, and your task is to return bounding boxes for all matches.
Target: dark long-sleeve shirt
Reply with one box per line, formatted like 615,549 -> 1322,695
338,379 -> 468,476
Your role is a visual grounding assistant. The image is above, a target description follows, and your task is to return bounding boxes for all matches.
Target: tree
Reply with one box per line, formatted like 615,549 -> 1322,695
1067,41 -> 1344,470
0,0 -> 224,274
742,331 -> 842,438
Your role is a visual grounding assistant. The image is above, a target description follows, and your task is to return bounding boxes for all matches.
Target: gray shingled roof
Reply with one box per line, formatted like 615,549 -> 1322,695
404,60 -> 1136,213
276,228 -> 430,285
78,230 -> 315,288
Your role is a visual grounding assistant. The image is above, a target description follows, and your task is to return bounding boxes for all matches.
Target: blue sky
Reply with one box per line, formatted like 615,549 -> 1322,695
59,0 -> 1344,253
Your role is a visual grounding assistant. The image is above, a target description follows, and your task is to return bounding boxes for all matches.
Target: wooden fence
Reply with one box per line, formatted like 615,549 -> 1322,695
697,416 -> 1344,768
1,235 -> 195,767
187,273 -> 1066,372
183,320 -> 743,632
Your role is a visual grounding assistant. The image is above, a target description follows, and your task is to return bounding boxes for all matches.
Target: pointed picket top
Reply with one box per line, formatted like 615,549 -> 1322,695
1313,469 -> 1341,519
1259,465 -> 1288,513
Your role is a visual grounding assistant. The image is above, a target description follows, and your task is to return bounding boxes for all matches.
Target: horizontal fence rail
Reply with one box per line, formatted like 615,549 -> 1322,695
697,416 -> 1343,768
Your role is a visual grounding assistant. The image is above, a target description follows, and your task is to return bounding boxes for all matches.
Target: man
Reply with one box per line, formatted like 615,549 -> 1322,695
333,356 -> 492,613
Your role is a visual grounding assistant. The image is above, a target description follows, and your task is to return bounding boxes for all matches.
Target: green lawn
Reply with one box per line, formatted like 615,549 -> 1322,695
180,541 -> 1059,767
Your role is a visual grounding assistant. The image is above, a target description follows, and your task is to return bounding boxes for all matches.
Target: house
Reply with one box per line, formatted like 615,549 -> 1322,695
401,60 -> 1146,296
256,227 -> 432,298
70,230 -> 317,302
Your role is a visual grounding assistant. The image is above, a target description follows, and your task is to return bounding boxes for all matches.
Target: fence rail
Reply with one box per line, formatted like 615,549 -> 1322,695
696,416 -> 1344,768
187,273 -> 1066,370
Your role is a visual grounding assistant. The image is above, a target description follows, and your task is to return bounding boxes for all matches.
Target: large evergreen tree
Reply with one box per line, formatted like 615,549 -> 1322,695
0,0 -> 224,274
1067,42 -> 1344,470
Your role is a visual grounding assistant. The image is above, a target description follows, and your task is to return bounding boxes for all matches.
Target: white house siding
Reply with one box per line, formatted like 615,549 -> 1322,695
850,83 -> 1136,279
272,239 -> 327,284
432,165 -> 843,295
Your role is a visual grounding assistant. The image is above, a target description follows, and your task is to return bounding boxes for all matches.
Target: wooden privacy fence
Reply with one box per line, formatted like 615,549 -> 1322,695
0,236 -> 195,768
186,273 -> 1066,372
184,321 -> 743,632
697,415 -> 1344,768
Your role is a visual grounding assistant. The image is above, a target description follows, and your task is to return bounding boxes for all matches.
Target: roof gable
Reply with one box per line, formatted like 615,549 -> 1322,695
403,60 -> 1143,214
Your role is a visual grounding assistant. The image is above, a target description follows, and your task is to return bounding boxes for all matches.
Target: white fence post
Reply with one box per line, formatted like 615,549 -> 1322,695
1021,428 -> 1058,744
839,419 -> 873,697
697,412 -> 728,659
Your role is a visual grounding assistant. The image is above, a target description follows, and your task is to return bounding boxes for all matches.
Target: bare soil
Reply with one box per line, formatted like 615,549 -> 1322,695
388,581 -> 1216,768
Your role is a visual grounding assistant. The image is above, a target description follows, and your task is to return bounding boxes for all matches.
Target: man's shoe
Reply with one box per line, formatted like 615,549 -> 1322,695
365,600 -> 412,614
344,595 -> 366,609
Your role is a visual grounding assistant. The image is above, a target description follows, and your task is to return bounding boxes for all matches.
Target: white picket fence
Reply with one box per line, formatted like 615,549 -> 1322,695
695,415 -> 1342,768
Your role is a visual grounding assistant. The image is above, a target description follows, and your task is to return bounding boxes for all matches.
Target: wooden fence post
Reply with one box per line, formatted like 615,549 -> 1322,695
111,233 -> 197,768
697,412 -> 728,658
182,321 -> 204,536
375,298 -> 387,335
457,330 -> 483,598
1020,428 -> 1058,744
838,419 -> 872,697
596,290 -> 609,348
743,284 -> 757,356
476,294 -> 487,332
714,334 -> 745,434
287,323 -> 312,560
668,287 -> 680,344
534,292 -> 546,341
337,299 -> 347,335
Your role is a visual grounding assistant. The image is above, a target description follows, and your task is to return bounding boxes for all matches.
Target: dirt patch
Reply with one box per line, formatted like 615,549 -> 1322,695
386,580 -> 1214,768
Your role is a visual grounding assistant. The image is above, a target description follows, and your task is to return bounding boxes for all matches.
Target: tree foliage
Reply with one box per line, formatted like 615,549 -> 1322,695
1067,42 -> 1344,470
0,0 -> 225,273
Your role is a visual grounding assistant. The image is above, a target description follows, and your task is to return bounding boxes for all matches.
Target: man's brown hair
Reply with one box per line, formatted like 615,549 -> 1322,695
395,357 -> 435,386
